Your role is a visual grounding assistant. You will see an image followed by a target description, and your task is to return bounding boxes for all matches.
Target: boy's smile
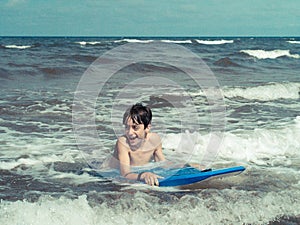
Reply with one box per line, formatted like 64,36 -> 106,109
124,117 -> 149,149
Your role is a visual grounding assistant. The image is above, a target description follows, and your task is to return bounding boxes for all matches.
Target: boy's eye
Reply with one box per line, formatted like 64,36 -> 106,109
125,125 -> 140,130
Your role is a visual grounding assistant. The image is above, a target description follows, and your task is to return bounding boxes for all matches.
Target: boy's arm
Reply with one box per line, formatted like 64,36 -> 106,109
116,138 -> 138,180
154,142 -> 165,162
153,134 -> 165,162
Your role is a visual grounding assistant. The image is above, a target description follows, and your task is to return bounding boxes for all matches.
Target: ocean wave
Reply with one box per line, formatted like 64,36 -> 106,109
75,41 -> 102,46
69,54 -> 98,63
213,57 -> 240,67
39,67 -> 75,76
114,39 -> 154,43
195,39 -> 234,45
240,49 -> 300,59
163,116 -> 300,166
160,40 -> 192,44
218,120 -> 300,165
0,68 -> 11,78
1,191 -> 299,225
4,45 -> 32,49
287,40 -> 300,44
223,82 -> 300,101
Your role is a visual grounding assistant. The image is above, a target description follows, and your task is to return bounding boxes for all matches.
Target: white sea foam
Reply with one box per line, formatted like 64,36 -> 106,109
162,116 -> 300,166
114,39 -> 154,43
287,40 -> 300,44
0,147 -> 79,170
218,125 -> 300,165
0,190 -> 299,225
160,40 -> 192,44
223,82 -> 300,101
240,49 -> 300,59
4,45 -> 32,49
75,41 -> 101,46
195,39 -> 234,45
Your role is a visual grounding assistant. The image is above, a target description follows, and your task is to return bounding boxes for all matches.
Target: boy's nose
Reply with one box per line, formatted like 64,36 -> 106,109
127,127 -> 134,135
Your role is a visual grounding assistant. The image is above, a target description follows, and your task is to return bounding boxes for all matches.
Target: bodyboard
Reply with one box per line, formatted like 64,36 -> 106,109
157,166 -> 245,187
89,165 -> 246,187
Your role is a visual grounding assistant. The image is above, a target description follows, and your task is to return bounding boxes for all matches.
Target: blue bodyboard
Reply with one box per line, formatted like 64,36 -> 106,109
157,166 -> 245,187
89,165 -> 245,187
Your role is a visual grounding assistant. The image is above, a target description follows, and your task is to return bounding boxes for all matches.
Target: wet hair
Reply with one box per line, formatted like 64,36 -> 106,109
123,103 -> 152,129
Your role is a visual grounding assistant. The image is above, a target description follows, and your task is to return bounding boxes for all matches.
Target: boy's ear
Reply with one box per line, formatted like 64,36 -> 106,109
145,124 -> 151,132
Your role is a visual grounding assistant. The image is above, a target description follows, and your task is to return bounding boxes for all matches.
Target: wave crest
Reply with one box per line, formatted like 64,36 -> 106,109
287,40 -> 300,44
160,40 -> 192,44
240,49 -> 300,59
75,41 -> 102,46
4,45 -> 32,49
196,39 -> 234,45
223,82 -> 300,101
163,116 -> 300,165
114,39 -> 154,43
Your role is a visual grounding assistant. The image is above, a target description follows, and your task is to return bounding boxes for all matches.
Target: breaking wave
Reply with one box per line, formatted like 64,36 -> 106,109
223,82 -> 300,101
195,39 -> 234,45
240,49 -> 300,59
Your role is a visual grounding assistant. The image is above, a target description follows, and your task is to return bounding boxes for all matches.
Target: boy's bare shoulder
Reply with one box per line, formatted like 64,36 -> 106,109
117,136 -> 130,149
117,135 -> 127,142
148,132 -> 162,143
149,132 -> 160,138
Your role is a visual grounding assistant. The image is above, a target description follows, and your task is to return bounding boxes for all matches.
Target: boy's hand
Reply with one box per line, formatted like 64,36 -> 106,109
140,172 -> 163,186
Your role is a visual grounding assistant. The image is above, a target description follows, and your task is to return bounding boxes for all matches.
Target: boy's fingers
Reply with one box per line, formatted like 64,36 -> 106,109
148,177 -> 155,186
154,178 -> 160,186
143,173 -> 163,186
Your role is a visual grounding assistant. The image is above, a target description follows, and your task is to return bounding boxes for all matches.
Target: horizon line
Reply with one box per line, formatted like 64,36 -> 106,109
0,35 -> 299,38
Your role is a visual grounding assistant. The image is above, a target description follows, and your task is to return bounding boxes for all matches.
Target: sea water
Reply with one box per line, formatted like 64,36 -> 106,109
0,37 -> 300,225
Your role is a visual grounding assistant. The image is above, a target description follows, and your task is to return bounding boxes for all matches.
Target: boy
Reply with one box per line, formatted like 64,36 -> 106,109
113,103 -> 165,186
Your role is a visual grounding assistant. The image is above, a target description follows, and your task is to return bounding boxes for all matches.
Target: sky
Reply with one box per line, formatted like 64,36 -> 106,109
1,0 -> 300,36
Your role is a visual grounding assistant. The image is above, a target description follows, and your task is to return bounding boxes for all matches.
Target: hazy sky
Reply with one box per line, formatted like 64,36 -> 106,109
1,0 -> 300,36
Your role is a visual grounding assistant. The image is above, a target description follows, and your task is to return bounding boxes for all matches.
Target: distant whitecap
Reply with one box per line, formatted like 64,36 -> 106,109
160,40 -> 192,44
240,49 -> 300,59
195,39 -> 234,45
75,41 -> 101,46
5,45 -> 32,49
287,40 -> 300,44
114,39 -> 154,43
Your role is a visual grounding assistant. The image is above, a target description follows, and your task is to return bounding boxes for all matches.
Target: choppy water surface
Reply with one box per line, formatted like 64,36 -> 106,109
0,37 -> 300,224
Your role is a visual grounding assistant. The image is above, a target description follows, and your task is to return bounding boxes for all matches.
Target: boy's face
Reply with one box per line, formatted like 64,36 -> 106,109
124,117 -> 149,149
